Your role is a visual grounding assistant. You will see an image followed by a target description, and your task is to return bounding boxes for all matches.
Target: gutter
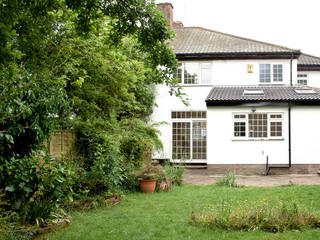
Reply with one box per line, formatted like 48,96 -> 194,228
176,51 -> 301,60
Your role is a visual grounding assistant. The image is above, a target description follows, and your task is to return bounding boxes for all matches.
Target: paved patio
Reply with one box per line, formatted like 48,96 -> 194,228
184,170 -> 320,187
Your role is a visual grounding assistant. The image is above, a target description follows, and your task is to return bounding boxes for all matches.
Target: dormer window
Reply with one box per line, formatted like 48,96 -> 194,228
259,64 -> 283,83
174,62 -> 212,85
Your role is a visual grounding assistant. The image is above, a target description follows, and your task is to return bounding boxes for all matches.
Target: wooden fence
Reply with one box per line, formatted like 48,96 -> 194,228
48,130 -> 76,158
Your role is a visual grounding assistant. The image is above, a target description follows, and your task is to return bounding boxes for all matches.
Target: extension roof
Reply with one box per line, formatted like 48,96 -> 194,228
205,86 -> 320,106
171,27 -> 301,59
298,53 -> 320,71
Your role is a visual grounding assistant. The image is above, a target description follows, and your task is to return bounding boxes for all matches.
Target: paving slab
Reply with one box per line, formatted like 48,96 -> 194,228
184,170 -> 320,187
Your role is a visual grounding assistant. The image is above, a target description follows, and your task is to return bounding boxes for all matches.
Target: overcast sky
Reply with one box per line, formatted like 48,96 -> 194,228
155,0 -> 320,57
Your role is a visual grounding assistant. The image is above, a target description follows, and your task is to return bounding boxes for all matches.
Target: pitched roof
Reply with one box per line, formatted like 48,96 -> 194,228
206,86 -> 320,105
171,27 -> 300,57
298,53 -> 320,65
297,53 -> 320,71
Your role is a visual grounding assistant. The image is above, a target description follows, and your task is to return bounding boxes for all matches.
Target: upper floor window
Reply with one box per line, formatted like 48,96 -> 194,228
174,62 -> 212,85
297,74 -> 308,85
259,64 -> 283,83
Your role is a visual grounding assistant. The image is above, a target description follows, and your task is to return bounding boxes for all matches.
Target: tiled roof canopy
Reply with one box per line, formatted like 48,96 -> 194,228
206,86 -> 320,105
298,54 -> 320,71
171,27 -> 300,58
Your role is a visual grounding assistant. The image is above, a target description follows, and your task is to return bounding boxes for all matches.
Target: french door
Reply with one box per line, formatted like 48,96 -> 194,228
172,120 -> 207,161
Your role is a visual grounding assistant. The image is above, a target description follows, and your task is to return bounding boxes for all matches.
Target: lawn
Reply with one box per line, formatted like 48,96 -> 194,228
41,185 -> 320,240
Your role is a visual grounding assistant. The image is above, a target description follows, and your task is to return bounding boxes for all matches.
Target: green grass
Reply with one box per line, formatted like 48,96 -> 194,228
41,185 -> 320,240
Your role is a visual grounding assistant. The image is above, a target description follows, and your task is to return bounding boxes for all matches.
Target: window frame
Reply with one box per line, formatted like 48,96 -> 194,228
171,110 -> 207,161
297,73 -> 308,86
174,62 -> 212,85
259,64 -> 283,83
232,112 -> 284,140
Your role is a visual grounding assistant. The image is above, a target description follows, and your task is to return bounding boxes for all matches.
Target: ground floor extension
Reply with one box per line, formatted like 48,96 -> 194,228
152,86 -> 320,174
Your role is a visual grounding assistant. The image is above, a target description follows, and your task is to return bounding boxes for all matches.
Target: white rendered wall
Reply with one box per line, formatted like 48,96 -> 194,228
297,71 -> 320,88
206,106 -> 289,165
291,106 -> 320,164
211,59 -> 293,86
151,84 -> 212,159
177,59 -> 295,86
151,58 -> 298,161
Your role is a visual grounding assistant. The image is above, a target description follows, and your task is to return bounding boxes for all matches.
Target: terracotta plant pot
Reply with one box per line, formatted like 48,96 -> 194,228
140,179 -> 157,193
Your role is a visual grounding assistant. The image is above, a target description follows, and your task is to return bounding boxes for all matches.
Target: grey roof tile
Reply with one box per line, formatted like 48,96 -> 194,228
206,86 -> 320,104
171,27 -> 300,55
298,53 -> 320,65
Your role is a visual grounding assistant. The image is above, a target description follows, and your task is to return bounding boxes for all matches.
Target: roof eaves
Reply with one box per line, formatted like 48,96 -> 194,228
298,65 -> 320,71
176,51 -> 300,60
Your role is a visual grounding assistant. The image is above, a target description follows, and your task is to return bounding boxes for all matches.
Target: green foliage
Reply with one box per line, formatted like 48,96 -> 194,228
1,154 -> 76,224
0,192 -> 34,240
1,0 -> 180,228
136,162 -> 165,181
216,172 -> 238,187
190,198 -> 320,232
163,162 -> 185,186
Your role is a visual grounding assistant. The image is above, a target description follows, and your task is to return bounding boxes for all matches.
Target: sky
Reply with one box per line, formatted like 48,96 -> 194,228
155,0 -> 320,57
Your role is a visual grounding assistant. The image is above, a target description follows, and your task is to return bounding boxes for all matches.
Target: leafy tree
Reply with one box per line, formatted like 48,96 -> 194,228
0,0 -> 181,220
0,0 -> 178,160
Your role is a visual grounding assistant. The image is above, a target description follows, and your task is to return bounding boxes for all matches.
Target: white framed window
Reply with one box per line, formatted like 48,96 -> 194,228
172,111 -> 207,160
259,64 -> 283,83
174,62 -> 212,85
297,74 -> 308,85
233,113 -> 284,140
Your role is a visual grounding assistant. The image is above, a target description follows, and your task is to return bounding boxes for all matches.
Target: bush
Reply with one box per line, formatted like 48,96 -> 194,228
163,161 -> 185,186
1,153 -> 76,224
0,192 -> 34,240
216,172 -> 238,187
190,197 -> 320,232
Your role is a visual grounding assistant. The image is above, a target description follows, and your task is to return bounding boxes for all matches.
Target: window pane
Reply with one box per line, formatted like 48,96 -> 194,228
234,122 -> 246,137
173,63 -> 182,83
184,62 -> 199,84
192,121 -> 207,159
270,122 -> 282,137
273,64 -> 283,82
200,63 -> 211,84
172,122 -> 191,159
270,114 -> 282,119
259,64 -> 271,83
248,113 -> 268,138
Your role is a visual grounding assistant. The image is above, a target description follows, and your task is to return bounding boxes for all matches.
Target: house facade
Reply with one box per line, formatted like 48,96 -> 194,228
153,3 -> 320,174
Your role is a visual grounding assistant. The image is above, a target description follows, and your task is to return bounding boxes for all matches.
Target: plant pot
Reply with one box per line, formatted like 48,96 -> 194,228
140,179 -> 157,193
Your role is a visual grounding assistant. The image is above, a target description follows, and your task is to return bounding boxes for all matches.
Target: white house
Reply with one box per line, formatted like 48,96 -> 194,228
153,3 -> 320,174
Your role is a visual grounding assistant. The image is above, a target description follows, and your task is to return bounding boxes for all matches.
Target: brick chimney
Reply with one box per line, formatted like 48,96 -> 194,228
157,3 -> 174,27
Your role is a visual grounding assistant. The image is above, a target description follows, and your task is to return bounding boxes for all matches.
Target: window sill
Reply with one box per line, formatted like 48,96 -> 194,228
231,138 -> 285,141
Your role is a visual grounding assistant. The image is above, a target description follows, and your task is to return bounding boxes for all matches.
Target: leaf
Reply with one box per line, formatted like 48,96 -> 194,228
23,186 -> 33,193
5,185 -> 15,192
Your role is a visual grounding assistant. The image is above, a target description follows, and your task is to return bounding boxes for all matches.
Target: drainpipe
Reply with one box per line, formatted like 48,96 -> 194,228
290,54 -> 293,86
288,54 -> 293,167
288,104 -> 292,167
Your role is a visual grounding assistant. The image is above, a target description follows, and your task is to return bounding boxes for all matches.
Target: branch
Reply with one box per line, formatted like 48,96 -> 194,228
0,106 -> 30,122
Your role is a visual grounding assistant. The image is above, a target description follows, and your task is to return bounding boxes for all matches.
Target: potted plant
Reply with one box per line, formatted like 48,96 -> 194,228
137,161 -> 164,193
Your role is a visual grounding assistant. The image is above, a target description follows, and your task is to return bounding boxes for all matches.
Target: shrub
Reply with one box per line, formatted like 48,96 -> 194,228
163,161 -> 185,186
190,197 -> 320,232
1,153 -> 76,224
216,172 -> 238,187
